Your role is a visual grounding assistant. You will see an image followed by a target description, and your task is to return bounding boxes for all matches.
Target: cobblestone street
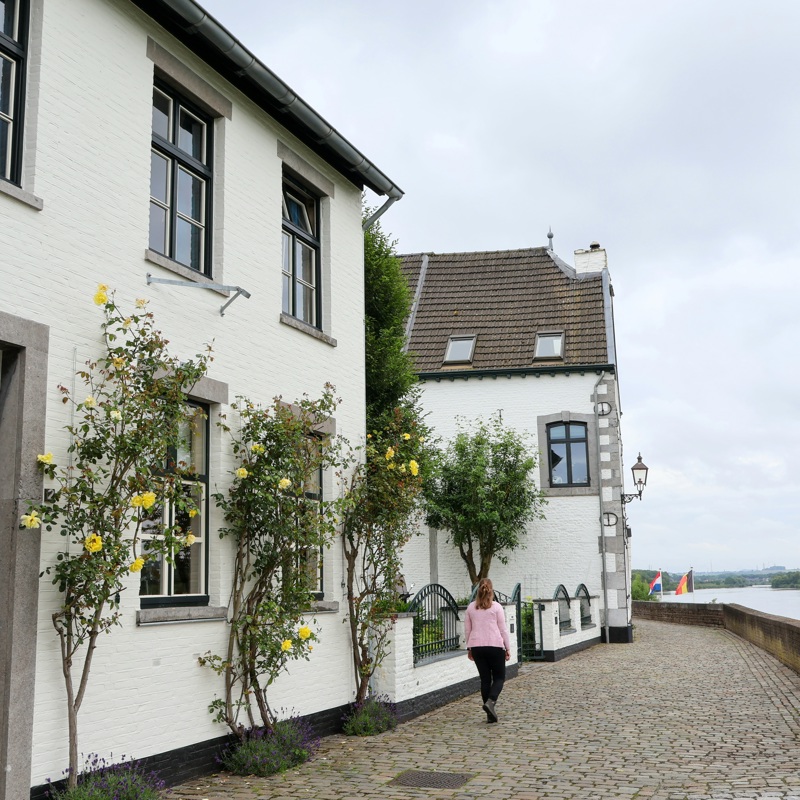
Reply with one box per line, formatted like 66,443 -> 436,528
169,620 -> 800,800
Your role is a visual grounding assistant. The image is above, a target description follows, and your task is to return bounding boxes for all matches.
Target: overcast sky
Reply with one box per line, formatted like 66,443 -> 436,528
199,0 -> 800,573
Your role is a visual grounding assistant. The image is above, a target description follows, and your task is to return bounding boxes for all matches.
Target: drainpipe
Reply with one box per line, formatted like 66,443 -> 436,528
593,371 -> 610,644
362,197 -> 399,231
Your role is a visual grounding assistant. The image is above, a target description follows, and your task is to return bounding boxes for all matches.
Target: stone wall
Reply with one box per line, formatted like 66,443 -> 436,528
632,601 -> 724,627
633,601 -> 800,675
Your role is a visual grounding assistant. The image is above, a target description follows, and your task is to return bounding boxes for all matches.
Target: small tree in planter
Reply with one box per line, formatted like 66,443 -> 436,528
23,286 -> 210,788
424,413 -> 547,585
201,387 -> 347,738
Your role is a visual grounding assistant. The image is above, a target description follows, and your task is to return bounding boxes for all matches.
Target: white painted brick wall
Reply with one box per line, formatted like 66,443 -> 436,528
2,0 -> 369,784
401,374 -> 622,642
372,605 -> 517,702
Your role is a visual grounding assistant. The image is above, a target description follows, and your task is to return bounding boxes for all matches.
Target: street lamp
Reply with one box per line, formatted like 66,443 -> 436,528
622,453 -> 649,503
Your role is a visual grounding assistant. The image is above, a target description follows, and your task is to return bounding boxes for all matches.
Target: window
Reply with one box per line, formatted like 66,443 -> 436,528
300,454 -> 324,598
444,335 -> 476,364
282,177 -> 320,327
534,332 -> 563,360
554,585 -> 572,633
0,0 -> 27,184
150,82 -> 212,274
576,584 -> 592,628
547,422 -> 589,486
140,404 -> 208,605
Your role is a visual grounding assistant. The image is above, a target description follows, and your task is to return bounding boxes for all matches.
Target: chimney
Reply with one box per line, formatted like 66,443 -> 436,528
573,241 -> 607,274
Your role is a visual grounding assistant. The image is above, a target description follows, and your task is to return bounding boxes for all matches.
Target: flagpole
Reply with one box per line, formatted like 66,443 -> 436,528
659,567 -> 663,600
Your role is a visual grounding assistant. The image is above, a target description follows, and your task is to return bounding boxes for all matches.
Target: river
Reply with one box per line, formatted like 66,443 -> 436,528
663,585 -> 800,621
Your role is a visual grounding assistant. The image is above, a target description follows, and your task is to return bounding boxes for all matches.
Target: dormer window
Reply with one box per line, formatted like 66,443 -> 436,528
534,332 -> 563,360
444,335 -> 476,364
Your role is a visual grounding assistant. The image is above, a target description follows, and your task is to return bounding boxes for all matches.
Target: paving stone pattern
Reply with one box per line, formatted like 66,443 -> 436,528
169,620 -> 800,800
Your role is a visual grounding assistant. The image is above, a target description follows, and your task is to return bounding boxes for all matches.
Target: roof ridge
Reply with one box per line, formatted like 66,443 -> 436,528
399,246 -> 550,259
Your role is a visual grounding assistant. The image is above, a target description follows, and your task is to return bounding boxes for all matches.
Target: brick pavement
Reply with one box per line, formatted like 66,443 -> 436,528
168,620 -> 800,800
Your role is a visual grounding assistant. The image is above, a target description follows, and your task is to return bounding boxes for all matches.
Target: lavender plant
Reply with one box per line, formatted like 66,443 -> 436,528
220,718 -> 319,776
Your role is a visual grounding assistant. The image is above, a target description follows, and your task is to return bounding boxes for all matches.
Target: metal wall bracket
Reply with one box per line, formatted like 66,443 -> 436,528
146,274 -> 251,316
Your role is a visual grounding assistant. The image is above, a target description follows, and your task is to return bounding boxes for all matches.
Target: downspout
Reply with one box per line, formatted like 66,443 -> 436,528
593,371 -> 610,645
363,197 -> 399,231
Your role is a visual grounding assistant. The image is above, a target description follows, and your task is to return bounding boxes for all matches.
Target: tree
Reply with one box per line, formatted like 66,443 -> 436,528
631,574 -> 658,601
339,216 -> 431,704
341,404 -> 431,703
363,216 -> 417,428
24,286 -> 210,787
201,388 -> 346,738
424,414 -> 546,585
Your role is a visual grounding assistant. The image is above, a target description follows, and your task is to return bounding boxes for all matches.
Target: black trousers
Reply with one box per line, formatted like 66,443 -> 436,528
471,646 -> 506,703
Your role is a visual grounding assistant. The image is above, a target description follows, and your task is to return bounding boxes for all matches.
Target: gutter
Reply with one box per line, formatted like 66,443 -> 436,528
417,364 -> 616,381
141,0 -> 404,201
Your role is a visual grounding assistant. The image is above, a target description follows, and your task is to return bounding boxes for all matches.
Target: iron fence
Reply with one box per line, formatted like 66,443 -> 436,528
406,583 -> 461,664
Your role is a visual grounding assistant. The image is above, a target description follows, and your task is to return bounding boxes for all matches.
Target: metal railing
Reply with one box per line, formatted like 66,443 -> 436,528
407,583 -> 461,664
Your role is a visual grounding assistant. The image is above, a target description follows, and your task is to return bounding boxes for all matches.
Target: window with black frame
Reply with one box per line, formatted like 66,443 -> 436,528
149,81 -> 213,274
140,403 -> 209,606
0,0 -> 28,184
547,422 -> 589,486
282,177 -> 320,327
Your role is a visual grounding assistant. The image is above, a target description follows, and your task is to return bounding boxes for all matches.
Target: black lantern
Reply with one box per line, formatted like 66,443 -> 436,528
622,453 -> 649,503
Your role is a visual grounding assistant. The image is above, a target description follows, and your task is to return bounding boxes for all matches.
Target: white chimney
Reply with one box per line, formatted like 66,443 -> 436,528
573,241 -> 607,274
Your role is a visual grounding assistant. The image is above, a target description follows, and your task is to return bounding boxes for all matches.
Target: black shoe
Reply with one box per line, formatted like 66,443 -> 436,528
482,698 -> 498,722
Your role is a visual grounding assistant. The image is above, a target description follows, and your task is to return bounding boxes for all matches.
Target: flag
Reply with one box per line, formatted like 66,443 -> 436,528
675,569 -> 694,595
648,571 -> 662,595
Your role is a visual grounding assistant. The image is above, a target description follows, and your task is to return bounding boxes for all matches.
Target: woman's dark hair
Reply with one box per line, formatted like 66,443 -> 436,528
476,578 -> 494,610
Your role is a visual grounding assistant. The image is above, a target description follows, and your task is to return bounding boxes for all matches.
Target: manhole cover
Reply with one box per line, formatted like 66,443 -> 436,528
388,770 -> 473,789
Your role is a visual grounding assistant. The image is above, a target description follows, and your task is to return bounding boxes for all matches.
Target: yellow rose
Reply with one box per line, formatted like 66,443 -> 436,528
112,357 -> 126,369
129,557 -> 145,573
236,467 -> 248,479
184,533 -> 196,547
131,494 -> 143,508
122,317 -> 132,329
281,639 -> 292,652
135,298 -> 148,308
385,447 -> 395,461
97,283 -> 109,292
188,508 -> 198,518
141,491 -> 157,510
409,460 -> 419,477
418,437 -> 425,444
399,463 -> 407,473
402,433 -> 411,440
37,452 -> 54,464
387,463 -> 396,471
251,443 -> 265,454
278,477 -> 292,490
110,409 -> 122,422
83,396 -> 97,409
308,645 -> 314,652
298,625 -> 312,640
93,291 -> 108,306
20,510 -> 41,529
84,533 -> 103,553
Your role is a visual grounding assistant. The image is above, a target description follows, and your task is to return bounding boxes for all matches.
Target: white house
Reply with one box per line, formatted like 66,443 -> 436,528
0,1 -> 404,797
399,243 -> 635,659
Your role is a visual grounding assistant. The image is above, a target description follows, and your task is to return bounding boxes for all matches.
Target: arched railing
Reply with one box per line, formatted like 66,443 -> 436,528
554,584 -> 572,631
575,584 -> 592,628
407,584 -> 461,664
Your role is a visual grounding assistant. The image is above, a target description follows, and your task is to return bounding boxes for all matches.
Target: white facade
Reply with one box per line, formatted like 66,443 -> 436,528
0,0 -> 401,795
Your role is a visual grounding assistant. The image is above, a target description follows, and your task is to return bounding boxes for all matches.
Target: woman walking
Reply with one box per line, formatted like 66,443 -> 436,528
465,578 -> 511,723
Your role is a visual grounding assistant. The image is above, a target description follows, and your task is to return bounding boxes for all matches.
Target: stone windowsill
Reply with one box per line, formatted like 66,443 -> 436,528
137,606 -> 228,626
280,313 -> 337,347
0,179 -> 43,210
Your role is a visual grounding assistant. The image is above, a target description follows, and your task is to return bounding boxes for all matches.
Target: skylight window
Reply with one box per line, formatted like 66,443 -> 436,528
444,336 -> 476,364
534,332 -> 564,360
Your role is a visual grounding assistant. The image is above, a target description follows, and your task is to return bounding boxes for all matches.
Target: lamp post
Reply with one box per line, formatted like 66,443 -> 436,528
622,453 -> 649,503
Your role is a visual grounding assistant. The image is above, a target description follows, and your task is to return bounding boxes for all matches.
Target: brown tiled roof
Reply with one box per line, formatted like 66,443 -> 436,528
399,247 -> 609,373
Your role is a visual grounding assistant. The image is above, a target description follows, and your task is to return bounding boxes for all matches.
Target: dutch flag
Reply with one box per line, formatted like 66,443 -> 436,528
648,571 -> 662,595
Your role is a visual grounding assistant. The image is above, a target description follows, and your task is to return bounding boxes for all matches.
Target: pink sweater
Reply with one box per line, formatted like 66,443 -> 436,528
465,601 -> 511,651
